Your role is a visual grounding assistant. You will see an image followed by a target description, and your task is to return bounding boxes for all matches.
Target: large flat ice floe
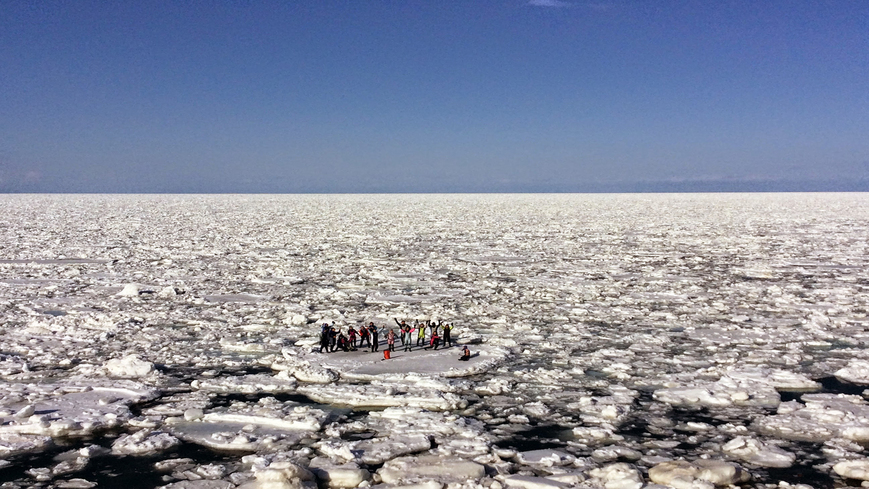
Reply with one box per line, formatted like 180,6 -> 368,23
166,397 -> 330,452
1,193 -> 868,488
652,367 -> 820,409
288,343 -> 508,380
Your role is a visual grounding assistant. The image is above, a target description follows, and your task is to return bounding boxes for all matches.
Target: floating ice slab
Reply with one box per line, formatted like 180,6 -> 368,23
316,407 -> 491,466
566,386 -> 637,427
297,382 -> 465,411
757,393 -> 869,443
377,454 -> 485,484
246,459 -> 315,486
653,368 -> 785,409
835,360 -> 869,385
112,429 -> 181,455
648,460 -> 749,489
274,352 -> 340,383
587,462 -> 644,489
724,367 -> 820,392
0,432 -> 53,458
104,354 -> 156,378
721,436 -> 795,468
309,456 -> 372,488
191,373 -> 299,394
833,459 -> 869,481
514,449 -> 575,467
504,475 -> 567,489
296,344 -> 507,380
158,480 -> 234,489
166,399 -> 329,452
0,382 -> 158,439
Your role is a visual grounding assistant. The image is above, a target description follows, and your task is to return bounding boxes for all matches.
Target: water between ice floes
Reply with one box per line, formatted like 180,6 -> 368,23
1,193 -> 868,488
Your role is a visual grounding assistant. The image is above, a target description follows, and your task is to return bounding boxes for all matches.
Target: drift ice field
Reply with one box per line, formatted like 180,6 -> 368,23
1,193 -> 868,489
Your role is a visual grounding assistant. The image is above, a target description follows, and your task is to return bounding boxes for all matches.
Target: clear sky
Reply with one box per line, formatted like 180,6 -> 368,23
2,1 -> 867,192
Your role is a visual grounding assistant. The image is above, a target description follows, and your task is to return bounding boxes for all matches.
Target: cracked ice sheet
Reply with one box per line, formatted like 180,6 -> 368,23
0,194 -> 868,488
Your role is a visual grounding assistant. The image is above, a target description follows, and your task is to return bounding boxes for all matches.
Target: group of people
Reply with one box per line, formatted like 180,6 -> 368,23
318,318 -> 458,354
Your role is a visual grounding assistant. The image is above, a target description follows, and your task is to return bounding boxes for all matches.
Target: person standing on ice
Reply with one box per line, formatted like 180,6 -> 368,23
328,325 -> 339,353
359,324 -> 371,349
368,322 -> 379,352
386,328 -> 396,352
427,320 -> 439,340
416,320 -> 426,347
404,323 -> 415,352
393,318 -> 408,346
319,325 -> 330,353
442,323 -> 453,347
348,326 -> 357,350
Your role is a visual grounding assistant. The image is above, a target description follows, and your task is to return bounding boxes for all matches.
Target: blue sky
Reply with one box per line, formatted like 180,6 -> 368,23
1,1 -> 867,192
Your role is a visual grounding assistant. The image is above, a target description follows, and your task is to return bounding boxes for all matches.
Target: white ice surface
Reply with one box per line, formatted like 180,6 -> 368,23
757,393 -> 869,443
166,399 -> 329,452
309,456 -> 371,488
835,359 -> 869,385
1,193 -> 869,488
112,429 -> 181,455
647,459 -> 750,489
833,459 -> 869,481
721,436 -> 796,468
377,454 -> 485,484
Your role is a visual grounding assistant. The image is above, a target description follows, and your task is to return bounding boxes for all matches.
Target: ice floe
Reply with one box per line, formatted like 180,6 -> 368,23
166,397 -> 329,452
757,393 -> 869,443
835,359 -> 869,385
378,454 -> 485,484
720,436 -> 796,468
647,459 -> 749,488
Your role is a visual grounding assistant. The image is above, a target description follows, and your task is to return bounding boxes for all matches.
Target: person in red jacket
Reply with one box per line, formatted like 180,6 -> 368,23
429,329 -> 441,350
348,327 -> 357,350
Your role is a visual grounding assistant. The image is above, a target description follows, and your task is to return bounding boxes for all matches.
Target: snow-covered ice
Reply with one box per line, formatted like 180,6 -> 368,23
0,193 -> 868,488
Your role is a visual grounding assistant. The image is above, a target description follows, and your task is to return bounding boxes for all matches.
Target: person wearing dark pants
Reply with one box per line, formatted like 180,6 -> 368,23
368,323 -> 379,352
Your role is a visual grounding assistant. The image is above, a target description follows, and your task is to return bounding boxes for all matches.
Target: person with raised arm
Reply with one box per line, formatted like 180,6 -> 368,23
429,326 -> 441,350
404,323 -> 415,352
428,320 -> 439,340
393,318 -> 408,346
